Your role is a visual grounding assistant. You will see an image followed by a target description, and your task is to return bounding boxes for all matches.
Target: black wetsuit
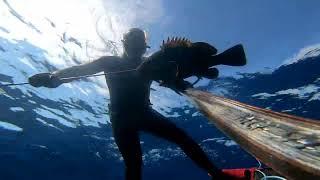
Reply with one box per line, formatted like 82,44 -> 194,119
105,55 -> 218,180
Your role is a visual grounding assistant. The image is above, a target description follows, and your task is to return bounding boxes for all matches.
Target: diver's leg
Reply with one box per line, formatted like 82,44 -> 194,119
141,109 -> 220,176
113,127 -> 142,180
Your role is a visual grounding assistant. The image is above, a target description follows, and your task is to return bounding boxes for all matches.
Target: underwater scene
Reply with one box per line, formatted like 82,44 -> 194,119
0,1 -> 319,179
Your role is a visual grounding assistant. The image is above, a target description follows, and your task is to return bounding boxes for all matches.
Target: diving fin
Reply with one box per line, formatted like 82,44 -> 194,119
207,44 -> 247,67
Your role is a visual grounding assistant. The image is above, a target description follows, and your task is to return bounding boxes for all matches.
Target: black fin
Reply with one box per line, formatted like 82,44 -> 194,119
208,44 -> 247,67
200,68 -> 219,79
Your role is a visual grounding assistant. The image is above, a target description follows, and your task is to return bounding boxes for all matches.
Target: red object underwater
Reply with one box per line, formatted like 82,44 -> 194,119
221,168 -> 256,180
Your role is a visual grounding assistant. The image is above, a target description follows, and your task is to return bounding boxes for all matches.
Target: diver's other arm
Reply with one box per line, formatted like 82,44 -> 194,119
28,56 -> 118,88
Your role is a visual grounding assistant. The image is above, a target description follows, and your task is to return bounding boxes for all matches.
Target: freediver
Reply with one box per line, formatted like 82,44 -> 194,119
28,28 -> 238,180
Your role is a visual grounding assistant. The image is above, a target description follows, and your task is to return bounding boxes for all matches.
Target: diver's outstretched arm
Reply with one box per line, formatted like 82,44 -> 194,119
52,56 -> 120,83
28,56 -> 120,88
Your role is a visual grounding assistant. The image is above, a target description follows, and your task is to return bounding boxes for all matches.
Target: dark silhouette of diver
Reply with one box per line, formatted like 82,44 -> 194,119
29,28 -> 239,180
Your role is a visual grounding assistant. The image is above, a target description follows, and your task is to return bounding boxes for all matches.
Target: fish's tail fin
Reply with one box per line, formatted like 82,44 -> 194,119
208,44 -> 247,67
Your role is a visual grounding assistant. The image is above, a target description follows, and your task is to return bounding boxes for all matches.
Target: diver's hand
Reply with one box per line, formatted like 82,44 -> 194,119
173,79 -> 193,91
158,79 -> 193,95
28,73 -> 62,88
